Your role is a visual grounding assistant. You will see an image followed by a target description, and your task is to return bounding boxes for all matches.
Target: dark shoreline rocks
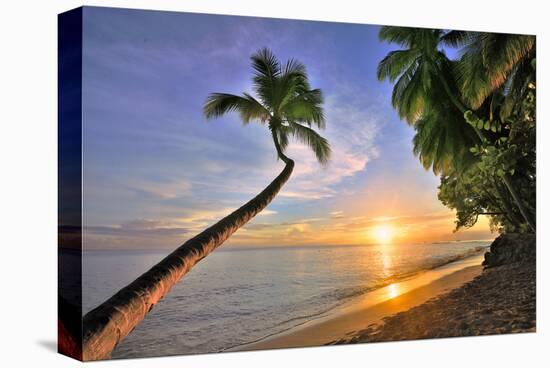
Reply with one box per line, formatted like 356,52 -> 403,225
483,233 -> 536,268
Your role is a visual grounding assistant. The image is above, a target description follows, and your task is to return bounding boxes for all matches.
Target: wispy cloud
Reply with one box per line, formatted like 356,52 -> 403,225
126,177 -> 192,200
86,220 -> 189,237
280,86 -> 382,201
176,207 -> 235,229
84,219 -> 191,249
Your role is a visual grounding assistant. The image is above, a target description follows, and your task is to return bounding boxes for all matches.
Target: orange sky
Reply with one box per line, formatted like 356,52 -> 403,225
225,207 -> 493,248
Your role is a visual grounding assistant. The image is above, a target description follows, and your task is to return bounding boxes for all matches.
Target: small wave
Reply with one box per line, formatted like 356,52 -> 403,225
224,245 -> 490,351
342,245 -> 489,300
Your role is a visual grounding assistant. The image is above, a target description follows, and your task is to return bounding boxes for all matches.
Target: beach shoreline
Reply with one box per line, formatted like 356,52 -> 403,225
233,236 -> 535,353
232,252 -> 488,352
340,261 -> 535,344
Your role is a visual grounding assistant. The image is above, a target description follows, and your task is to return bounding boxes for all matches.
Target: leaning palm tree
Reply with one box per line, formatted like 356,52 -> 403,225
77,48 -> 330,361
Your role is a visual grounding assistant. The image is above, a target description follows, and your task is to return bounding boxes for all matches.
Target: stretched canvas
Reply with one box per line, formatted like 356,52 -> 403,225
58,6 -> 537,361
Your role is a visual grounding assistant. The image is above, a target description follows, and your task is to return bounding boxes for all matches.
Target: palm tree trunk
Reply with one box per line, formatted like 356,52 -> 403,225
432,61 -> 486,142
434,69 -> 467,115
271,127 -> 292,164
81,158 -> 294,361
493,179 -> 523,228
502,175 -> 535,232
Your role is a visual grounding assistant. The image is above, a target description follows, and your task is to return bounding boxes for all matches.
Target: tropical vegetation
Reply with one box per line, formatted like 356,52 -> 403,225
377,27 -> 536,233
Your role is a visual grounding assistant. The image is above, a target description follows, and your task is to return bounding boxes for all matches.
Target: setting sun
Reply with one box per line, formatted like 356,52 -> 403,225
371,224 -> 396,244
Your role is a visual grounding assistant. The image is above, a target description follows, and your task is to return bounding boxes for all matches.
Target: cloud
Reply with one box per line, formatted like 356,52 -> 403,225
176,207 -> 235,229
335,212 -> 455,231
126,177 -> 192,200
258,209 -> 277,216
278,189 -> 333,200
279,86 -> 381,201
244,217 -> 323,231
84,220 -> 189,237
287,223 -> 311,237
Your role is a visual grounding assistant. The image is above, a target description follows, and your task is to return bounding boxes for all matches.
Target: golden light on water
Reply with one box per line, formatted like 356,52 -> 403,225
387,283 -> 399,299
371,223 -> 396,244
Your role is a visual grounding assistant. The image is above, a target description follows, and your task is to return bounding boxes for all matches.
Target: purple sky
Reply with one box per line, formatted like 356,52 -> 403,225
81,6 -> 493,250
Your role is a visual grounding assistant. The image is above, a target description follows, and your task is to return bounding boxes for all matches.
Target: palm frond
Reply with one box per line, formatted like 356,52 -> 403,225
205,48 -> 330,165
391,61 -> 425,124
282,58 -> 307,78
377,49 -> 419,82
282,88 -> 325,128
379,26 -> 416,46
276,125 -> 290,152
251,48 -> 281,108
440,30 -> 470,47
454,50 -> 492,109
250,48 -> 281,80
286,122 -> 331,165
203,93 -> 270,123
379,27 -> 449,124
274,59 -> 310,113
412,106 -> 477,175
454,33 -> 535,109
500,57 -> 535,120
481,34 -> 534,89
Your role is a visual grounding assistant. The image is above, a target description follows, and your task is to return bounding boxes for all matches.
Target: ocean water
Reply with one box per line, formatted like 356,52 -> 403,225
81,241 -> 489,358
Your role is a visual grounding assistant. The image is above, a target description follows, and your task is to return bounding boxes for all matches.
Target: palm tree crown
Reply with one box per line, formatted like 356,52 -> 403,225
449,32 -> 535,113
377,27 -> 458,124
203,48 -> 331,165
377,26 -> 478,174
412,101 -> 478,175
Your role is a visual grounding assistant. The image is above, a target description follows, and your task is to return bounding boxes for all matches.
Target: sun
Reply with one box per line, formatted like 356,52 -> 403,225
371,224 -> 396,244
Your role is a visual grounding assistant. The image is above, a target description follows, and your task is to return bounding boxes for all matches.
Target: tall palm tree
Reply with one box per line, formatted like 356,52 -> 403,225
376,27 -> 478,174
376,26 -> 488,142
79,48 -> 330,360
378,26 -> 535,232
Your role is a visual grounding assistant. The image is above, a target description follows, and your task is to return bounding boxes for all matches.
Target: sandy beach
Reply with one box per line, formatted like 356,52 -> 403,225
340,261 -> 535,344
234,250 -> 535,352
234,254 -> 485,351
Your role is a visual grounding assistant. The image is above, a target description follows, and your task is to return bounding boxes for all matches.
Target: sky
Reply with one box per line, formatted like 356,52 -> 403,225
80,6 -> 493,250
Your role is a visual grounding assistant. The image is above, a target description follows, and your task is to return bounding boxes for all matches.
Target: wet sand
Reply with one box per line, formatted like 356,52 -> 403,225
339,262 -> 535,344
233,254 -> 486,351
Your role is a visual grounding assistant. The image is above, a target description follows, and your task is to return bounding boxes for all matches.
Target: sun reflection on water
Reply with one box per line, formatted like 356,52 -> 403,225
387,283 -> 400,299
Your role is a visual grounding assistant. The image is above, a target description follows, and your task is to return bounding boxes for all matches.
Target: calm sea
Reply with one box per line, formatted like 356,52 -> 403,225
79,241 -> 489,358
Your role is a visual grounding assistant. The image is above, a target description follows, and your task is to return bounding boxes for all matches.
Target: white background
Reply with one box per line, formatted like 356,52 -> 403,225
0,0 -> 548,367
